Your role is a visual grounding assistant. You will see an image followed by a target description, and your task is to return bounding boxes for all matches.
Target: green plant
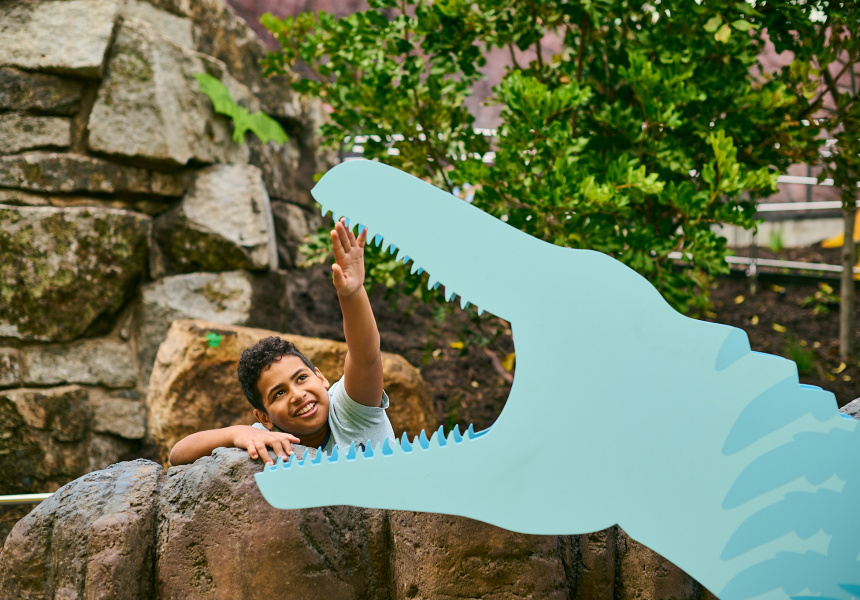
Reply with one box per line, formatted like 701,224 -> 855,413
766,229 -> 785,253
262,1 -> 817,315
194,73 -> 288,145
802,282 -> 840,315
784,336 -> 816,376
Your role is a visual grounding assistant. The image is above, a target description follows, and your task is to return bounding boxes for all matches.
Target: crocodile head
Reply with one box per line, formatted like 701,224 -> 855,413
256,160 -> 860,599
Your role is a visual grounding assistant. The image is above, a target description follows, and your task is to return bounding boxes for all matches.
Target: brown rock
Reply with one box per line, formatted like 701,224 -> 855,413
0,386 -> 91,495
0,152 -> 185,196
146,319 -> 437,464
0,67 -> 84,115
0,460 -> 162,600
574,526 -> 617,600
389,511 -> 572,600
157,447 -> 389,599
616,528 -> 699,600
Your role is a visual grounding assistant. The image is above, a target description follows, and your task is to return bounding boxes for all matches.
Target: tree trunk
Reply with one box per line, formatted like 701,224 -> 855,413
839,199 -> 857,362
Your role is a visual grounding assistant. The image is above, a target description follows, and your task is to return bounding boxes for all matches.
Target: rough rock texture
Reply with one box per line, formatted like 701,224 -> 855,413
0,348 -> 20,387
87,17 -> 251,166
90,391 -> 147,439
389,511 -> 574,600
21,338 -> 138,388
840,397 -> 860,419
147,0 -> 302,120
574,527 -> 617,600
152,164 -> 277,274
0,67 -> 84,115
0,114 -> 72,154
0,386 -> 91,494
138,271 -> 255,384
248,136 -> 302,201
122,0 -> 195,48
616,531 -> 699,600
0,152 -> 186,196
0,0 -> 120,78
0,452 -> 709,599
157,448 -> 390,599
146,319 -> 437,464
0,460 -> 163,600
0,204 -> 150,342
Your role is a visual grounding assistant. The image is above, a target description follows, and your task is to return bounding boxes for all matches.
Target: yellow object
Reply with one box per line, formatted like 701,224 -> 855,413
772,323 -> 787,333
449,341 -> 464,350
501,353 -> 516,372
820,209 -> 860,248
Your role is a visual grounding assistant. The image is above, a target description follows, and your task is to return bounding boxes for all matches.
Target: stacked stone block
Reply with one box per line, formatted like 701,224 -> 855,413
0,0 -> 332,500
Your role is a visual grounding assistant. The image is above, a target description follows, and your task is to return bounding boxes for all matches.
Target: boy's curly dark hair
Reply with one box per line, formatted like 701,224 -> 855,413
237,336 -> 315,412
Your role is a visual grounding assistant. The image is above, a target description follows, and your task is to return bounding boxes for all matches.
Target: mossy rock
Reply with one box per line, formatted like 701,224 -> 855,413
0,205 -> 150,342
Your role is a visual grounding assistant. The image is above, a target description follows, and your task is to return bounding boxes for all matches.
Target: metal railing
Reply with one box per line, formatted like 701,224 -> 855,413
0,493 -> 53,505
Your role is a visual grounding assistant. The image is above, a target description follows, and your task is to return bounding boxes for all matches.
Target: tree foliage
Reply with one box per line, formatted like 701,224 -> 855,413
261,0 -> 817,315
756,0 -> 859,360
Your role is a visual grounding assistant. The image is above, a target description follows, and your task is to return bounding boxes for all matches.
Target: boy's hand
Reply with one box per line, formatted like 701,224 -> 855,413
331,218 -> 367,298
232,425 -> 300,466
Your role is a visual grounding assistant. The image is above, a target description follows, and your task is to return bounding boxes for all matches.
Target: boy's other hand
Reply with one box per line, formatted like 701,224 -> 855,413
331,217 -> 367,298
232,425 -> 300,466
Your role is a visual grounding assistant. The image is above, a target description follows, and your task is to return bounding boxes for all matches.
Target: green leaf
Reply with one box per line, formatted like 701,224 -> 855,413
193,73 -> 288,146
704,15 -> 723,33
714,23 -> 732,43
731,19 -> 756,32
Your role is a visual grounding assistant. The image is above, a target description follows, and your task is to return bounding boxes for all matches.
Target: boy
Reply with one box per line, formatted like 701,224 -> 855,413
169,218 -> 395,466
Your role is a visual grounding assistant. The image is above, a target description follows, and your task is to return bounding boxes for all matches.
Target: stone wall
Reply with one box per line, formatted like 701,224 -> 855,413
0,0 -> 333,501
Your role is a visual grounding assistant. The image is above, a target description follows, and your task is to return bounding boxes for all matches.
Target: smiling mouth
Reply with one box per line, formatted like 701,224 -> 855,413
295,402 -> 317,417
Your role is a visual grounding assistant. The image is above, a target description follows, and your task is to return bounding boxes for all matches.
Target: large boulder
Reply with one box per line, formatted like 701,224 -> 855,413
0,204 -> 150,342
157,448 -> 390,599
0,152 -> 186,196
0,0 -> 120,78
0,67 -> 84,115
389,511 -> 574,600
0,460 -> 163,600
0,451 -> 709,599
87,17 -> 252,166
151,164 -> 278,274
146,319 -> 437,464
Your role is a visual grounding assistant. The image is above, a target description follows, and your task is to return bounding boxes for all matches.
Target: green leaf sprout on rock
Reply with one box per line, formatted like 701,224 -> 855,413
193,73 -> 287,145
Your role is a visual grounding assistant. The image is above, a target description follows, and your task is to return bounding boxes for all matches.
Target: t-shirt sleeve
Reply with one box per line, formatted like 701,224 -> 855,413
327,377 -> 393,438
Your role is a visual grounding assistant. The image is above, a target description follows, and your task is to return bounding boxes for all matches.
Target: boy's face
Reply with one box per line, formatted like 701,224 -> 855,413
253,355 -> 330,440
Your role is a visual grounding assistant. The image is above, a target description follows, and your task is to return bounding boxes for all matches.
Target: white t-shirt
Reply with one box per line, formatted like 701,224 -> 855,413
252,377 -> 395,454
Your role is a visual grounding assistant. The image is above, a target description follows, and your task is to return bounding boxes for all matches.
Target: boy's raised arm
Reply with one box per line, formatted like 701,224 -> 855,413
330,218 -> 384,407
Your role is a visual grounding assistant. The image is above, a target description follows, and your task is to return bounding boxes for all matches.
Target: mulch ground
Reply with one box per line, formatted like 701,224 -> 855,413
370,245 -> 858,435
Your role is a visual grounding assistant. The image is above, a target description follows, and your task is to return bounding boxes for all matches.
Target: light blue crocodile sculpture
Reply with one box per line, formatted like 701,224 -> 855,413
256,160 -> 860,600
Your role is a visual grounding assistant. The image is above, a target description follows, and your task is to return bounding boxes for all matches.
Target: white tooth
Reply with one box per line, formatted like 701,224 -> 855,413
395,249 -> 406,262
445,289 -> 454,302
460,296 -> 469,310
410,262 -> 420,275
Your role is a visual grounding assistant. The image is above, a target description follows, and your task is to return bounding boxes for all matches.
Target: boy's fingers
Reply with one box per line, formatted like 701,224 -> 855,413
357,227 -> 367,248
330,229 -> 346,261
258,443 -> 273,466
336,219 -> 351,250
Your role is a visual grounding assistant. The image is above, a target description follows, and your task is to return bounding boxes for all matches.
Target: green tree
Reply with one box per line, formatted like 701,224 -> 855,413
261,0 -> 816,315
757,0 -> 859,361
